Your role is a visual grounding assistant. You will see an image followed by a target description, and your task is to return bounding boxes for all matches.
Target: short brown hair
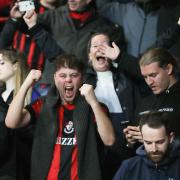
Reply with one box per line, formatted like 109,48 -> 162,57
54,54 -> 85,74
139,111 -> 172,135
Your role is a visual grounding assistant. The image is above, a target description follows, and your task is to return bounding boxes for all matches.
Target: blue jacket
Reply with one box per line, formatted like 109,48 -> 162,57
113,140 -> 180,180
96,1 -> 180,58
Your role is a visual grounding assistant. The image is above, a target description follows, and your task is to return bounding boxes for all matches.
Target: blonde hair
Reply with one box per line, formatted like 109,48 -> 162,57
0,49 -> 32,105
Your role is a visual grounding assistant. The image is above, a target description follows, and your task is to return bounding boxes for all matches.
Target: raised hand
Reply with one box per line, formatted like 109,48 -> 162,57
123,126 -> 143,145
22,69 -> 42,89
23,9 -> 37,28
10,2 -> 24,19
79,84 -> 97,106
98,42 -> 120,61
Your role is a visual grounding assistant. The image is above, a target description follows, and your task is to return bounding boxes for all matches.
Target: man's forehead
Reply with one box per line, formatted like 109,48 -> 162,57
56,67 -> 81,74
140,62 -> 161,74
140,62 -> 160,69
142,125 -> 167,139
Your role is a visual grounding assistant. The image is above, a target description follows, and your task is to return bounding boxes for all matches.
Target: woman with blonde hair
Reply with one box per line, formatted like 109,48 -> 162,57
0,48 -> 32,180
0,48 -> 31,105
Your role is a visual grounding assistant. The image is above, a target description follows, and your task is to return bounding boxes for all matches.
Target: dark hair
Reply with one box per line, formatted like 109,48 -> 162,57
87,24 -> 126,54
139,48 -> 178,75
54,54 -> 85,74
139,111 -> 172,135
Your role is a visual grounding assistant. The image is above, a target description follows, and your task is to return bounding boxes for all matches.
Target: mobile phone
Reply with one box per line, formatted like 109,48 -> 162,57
120,120 -> 130,129
18,0 -> 35,12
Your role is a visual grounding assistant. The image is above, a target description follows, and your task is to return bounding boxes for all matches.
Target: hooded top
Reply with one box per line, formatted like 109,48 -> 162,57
136,80 -> 180,138
113,139 -> 180,180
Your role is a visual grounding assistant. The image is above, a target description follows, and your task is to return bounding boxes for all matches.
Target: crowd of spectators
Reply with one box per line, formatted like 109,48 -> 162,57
1,0 -> 180,179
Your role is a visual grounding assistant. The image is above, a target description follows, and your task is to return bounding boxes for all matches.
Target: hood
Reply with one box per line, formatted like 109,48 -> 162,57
136,139 -> 180,168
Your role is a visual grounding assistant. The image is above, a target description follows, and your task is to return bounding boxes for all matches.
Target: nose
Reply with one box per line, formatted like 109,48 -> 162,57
65,75 -> 72,82
151,143 -> 158,152
146,76 -> 154,86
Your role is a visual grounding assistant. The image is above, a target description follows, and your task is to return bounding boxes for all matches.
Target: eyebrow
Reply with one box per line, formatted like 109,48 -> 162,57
144,138 -> 165,143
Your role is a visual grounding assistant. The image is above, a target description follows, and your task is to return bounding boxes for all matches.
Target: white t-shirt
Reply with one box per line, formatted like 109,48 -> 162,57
95,71 -> 123,113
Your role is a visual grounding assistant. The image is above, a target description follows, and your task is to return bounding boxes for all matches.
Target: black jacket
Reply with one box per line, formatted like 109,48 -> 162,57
0,95 -> 16,179
136,80 -> 180,138
85,56 -> 141,126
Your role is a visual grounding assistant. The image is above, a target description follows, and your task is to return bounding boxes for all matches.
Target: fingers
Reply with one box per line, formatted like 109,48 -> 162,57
124,126 -> 142,143
79,84 -> 96,105
24,9 -> 35,19
79,84 -> 93,95
23,10 -> 37,28
28,69 -> 42,82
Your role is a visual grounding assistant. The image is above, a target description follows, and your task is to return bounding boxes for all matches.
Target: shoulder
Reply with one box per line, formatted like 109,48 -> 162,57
113,156 -> 143,179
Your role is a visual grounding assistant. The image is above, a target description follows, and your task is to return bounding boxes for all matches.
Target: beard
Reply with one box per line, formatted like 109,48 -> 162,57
147,151 -> 165,163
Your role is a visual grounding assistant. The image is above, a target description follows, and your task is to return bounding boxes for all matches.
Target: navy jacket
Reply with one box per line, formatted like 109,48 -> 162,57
113,140 -> 180,180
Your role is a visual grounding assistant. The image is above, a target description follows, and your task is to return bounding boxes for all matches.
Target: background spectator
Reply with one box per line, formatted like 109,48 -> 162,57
114,111 -> 180,180
0,49 -> 32,180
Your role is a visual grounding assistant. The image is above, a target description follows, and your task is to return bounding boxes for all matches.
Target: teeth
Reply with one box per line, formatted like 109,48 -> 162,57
97,56 -> 104,61
65,87 -> 73,91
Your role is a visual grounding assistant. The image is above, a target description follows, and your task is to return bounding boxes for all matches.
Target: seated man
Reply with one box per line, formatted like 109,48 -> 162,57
5,54 -> 115,180
123,47 -> 180,147
113,111 -> 180,180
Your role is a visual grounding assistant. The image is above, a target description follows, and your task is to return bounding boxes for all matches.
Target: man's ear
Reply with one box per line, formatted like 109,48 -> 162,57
166,64 -> 173,75
169,132 -> 175,143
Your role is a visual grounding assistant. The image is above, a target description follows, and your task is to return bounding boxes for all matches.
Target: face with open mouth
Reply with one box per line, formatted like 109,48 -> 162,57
89,34 -> 110,72
54,67 -> 83,104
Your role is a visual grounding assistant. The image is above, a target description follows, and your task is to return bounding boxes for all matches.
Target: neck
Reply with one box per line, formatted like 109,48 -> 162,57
5,76 -> 15,93
40,0 -> 57,10
168,76 -> 177,90
2,77 -> 15,102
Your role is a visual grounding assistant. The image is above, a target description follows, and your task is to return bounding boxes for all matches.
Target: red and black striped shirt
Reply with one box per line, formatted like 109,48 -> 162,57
29,100 -> 79,180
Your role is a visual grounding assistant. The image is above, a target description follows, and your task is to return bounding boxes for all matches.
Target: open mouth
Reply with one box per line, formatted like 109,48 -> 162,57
65,86 -> 74,97
96,56 -> 106,62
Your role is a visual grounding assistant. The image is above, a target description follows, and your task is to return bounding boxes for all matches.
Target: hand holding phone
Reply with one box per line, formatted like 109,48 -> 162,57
120,120 -> 130,129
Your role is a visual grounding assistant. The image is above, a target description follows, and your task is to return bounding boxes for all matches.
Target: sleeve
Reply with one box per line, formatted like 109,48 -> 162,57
0,18 -> 28,49
0,18 -> 17,49
25,98 -> 43,124
96,1 -> 126,26
156,24 -> 180,49
28,24 -> 64,61
115,52 -> 143,80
